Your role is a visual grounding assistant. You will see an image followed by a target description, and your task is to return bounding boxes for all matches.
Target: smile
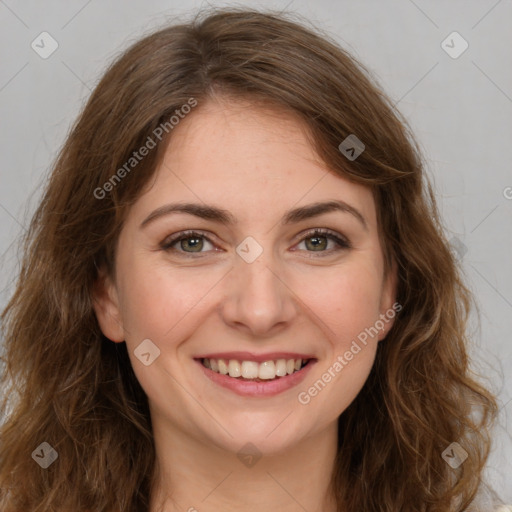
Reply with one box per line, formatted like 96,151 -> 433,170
201,357 -> 310,381
194,354 -> 317,397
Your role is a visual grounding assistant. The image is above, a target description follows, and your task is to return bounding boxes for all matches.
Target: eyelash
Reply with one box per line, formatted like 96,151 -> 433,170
160,228 -> 351,258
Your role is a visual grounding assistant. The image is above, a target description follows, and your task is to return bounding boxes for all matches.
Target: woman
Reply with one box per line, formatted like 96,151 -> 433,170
0,7 -> 504,512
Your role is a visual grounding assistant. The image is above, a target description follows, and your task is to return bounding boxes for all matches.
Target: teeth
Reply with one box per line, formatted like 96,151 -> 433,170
202,357 -> 309,380
241,361 -> 259,379
218,359 -> 229,375
275,359 -> 287,377
258,361 -> 275,380
227,359 -> 240,377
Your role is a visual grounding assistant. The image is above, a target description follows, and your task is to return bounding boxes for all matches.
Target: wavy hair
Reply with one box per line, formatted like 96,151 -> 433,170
0,7 -> 498,511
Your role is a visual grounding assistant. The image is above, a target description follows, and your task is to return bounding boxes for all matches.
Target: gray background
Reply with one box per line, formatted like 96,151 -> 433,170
0,0 -> 511,501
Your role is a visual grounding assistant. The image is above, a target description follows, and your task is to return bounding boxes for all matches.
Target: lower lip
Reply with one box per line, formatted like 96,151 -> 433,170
195,359 -> 316,397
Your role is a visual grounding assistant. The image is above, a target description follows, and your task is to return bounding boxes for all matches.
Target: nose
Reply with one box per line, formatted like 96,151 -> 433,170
219,248 -> 299,338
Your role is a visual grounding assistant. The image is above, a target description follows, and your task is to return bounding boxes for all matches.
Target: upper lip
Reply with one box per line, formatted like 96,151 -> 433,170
194,351 -> 316,363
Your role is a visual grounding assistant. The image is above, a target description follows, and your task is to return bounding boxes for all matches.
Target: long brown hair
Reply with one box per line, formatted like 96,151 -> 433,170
0,7 -> 498,511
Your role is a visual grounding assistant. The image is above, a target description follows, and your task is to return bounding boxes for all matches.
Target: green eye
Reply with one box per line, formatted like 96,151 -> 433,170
161,231 -> 214,254
295,229 -> 351,254
161,228 -> 351,258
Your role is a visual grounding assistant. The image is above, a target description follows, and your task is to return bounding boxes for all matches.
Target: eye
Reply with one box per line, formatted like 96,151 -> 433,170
160,228 -> 351,257
160,230 -> 215,256
294,228 -> 351,255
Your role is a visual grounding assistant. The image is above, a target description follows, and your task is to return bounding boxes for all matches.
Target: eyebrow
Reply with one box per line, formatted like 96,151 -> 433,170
140,199 -> 368,231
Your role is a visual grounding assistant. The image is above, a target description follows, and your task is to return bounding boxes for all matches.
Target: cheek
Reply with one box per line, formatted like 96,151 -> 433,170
324,348 -> 376,419
301,262 -> 383,414
117,255 -> 222,343
302,262 -> 384,342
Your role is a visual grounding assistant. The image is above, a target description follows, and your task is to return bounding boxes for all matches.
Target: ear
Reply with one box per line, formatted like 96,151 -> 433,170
91,265 -> 125,343
378,258 -> 399,341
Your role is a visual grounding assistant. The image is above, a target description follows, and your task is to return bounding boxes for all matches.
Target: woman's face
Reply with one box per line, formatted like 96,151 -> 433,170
93,97 -> 397,456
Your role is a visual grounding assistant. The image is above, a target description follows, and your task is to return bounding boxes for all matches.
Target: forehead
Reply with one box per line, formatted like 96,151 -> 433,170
166,97 -> 321,173
128,97 -> 377,227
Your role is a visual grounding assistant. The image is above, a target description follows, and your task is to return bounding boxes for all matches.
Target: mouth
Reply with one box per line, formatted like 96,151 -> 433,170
198,357 -> 314,382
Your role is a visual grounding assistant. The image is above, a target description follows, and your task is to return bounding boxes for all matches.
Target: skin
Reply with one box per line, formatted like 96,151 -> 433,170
92,95 -> 397,512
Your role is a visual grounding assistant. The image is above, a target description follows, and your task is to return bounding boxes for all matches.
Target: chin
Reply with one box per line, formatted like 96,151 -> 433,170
206,412 -> 316,457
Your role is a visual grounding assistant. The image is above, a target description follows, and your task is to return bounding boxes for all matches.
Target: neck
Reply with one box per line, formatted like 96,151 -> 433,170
149,420 -> 339,512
